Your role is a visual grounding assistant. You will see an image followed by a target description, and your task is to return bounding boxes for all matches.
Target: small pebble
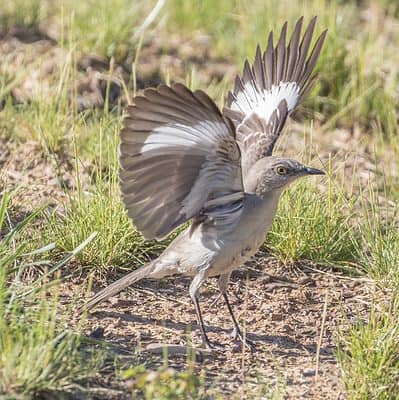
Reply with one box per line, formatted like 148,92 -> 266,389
89,326 -> 104,338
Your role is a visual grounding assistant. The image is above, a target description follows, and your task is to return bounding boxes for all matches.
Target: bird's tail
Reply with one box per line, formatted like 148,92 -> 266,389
82,261 -> 155,312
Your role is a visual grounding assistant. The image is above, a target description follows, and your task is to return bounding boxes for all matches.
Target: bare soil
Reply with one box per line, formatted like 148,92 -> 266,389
78,256 -> 374,399
0,29 -> 383,400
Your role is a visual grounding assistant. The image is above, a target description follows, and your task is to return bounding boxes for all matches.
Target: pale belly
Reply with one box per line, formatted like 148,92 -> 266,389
207,224 -> 270,277
153,192 -> 280,279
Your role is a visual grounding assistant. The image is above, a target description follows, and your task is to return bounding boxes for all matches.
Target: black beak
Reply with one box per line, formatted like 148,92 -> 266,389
304,166 -> 325,175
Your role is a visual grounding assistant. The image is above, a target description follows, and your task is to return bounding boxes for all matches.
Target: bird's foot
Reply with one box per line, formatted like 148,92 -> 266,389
201,336 -> 225,351
230,326 -> 238,340
230,328 -> 256,351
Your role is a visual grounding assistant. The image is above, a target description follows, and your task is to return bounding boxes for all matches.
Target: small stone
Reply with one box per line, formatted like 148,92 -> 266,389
302,368 -> 316,377
272,313 -> 284,321
109,296 -> 119,305
89,327 -> 104,338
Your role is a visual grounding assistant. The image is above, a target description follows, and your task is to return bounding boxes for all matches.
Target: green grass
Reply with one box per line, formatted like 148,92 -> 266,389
58,0 -> 148,61
166,0 -> 399,136
1,0 -> 399,398
267,172 -> 357,267
338,297 -> 399,400
0,0 -> 44,33
0,294 -> 104,396
0,193 -> 106,398
124,365 -> 207,400
42,176 -> 163,275
355,186 -> 399,286
0,43 -> 75,153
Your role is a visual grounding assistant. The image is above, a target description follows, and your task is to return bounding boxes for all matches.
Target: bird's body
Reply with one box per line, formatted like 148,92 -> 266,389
84,17 -> 328,350
150,189 -> 281,279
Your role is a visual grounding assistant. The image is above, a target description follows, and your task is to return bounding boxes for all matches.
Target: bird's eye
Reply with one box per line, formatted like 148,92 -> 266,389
276,166 -> 288,175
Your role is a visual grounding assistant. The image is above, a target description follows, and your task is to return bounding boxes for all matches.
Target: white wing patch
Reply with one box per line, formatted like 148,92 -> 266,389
141,121 -> 230,152
223,17 -> 327,163
231,81 -> 300,123
120,84 -> 245,241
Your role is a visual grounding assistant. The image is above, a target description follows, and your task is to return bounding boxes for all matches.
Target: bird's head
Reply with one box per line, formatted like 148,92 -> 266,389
247,156 -> 325,195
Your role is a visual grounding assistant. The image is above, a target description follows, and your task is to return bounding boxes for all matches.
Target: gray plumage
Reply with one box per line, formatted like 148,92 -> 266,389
84,17 -> 327,350
224,16 -> 327,177
120,84 -> 243,240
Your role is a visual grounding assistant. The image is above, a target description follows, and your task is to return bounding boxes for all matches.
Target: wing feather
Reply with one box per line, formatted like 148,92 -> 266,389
224,17 -> 327,176
285,17 -> 303,81
120,83 -> 244,240
275,22 -> 287,84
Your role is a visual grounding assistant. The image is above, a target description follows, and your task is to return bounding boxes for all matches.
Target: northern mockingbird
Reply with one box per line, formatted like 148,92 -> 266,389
84,17 -> 327,350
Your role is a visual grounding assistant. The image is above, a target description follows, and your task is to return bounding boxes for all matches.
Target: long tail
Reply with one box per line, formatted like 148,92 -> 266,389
82,262 -> 155,312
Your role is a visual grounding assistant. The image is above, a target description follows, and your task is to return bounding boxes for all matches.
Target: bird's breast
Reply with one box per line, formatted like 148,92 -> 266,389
203,192 -> 281,275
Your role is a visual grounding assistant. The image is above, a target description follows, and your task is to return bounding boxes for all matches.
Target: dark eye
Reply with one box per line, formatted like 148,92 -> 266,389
276,166 -> 288,175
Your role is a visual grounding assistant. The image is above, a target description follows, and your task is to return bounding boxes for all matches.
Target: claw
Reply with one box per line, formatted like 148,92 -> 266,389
201,337 -> 225,351
230,327 -> 238,340
234,329 -> 256,351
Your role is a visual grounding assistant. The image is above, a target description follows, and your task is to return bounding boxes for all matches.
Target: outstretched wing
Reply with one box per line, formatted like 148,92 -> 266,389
224,16 -> 327,175
120,83 -> 244,240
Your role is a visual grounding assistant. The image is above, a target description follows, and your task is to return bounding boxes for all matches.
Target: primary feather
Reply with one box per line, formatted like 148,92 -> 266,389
224,17 -> 327,176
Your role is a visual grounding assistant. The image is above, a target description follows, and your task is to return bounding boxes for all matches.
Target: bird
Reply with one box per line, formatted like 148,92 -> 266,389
83,17 -> 327,350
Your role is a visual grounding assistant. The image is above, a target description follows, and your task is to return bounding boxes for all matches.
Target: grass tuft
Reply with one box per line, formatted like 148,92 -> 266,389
338,297 -> 399,400
0,193 -> 105,397
42,178 -> 159,274
354,184 -> 399,286
267,174 -> 357,267
0,0 -> 45,34
124,365 -> 206,400
60,0 -> 159,61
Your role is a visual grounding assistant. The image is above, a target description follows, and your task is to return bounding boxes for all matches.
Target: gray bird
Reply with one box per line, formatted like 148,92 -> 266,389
84,17 -> 327,350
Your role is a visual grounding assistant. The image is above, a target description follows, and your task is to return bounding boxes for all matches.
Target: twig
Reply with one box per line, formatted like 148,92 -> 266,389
134,0 -> 165,39
132,286 -> 191,306
315,292 -> 328,381
304,265 -> 373,284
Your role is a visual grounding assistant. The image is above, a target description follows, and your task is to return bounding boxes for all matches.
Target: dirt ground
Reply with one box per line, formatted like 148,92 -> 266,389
77,256 -> 373,399
0,129 -> 378,399
0,30 -> 381,400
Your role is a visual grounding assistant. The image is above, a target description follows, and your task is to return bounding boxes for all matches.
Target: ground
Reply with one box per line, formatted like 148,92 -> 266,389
0,32 -> 377,400
2,1 -> 399,399
79,258 -> 373,399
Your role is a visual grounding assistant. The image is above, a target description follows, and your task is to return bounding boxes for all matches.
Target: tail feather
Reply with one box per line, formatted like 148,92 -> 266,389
82,262 -> 154,312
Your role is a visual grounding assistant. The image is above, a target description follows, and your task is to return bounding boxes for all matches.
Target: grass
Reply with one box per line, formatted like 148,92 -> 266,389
338,297 -> 399,399
267,172 -> 357,267
0,0 -> 44,34
58,0 -> 159,62
0,193 -> 106,397
42,176 -> 163,275
354,184 -> 399,285
1,0 -> 399,398
124,365 -> 206,400
166,0 -> 399,137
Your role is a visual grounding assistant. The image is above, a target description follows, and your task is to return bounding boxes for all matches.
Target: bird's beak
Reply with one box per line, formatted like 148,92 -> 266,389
304,166 -> 325,175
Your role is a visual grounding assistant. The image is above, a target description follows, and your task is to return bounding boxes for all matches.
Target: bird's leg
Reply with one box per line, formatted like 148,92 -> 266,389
189,270 -> 224,350
222,292 -> 256,350
218,273 -> 256,351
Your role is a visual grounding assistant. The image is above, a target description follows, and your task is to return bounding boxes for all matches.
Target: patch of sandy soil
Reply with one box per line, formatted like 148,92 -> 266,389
0,138 -> 88,217
68,255 -> 374,399
0,31 -> 236,112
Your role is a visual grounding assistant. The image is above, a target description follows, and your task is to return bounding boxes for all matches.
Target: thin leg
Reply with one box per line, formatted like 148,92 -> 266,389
218,273 -> 256,350
189,270 -> 223,350
221,291 -> 241,339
